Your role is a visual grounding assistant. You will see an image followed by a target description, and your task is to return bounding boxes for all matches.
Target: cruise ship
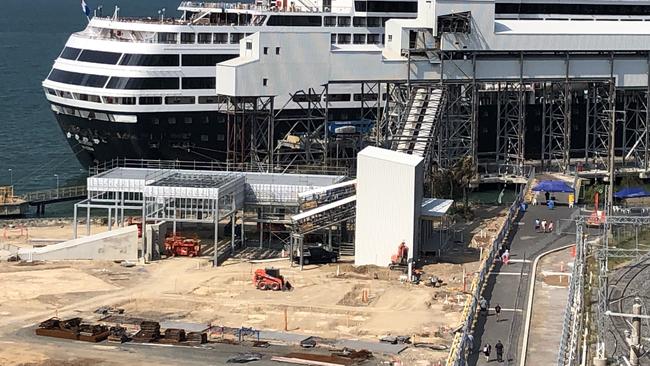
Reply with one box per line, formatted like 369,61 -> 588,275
42,0 -> 417,168
43,0 -> 650,169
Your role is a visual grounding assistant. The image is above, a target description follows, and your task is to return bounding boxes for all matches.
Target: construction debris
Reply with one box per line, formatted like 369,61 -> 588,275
107,326 -> 129,343
379,335 -> 411,345
94,306 -> 124,315
35,317 -> 108,342
271,353 -> 354,366
227,352 -> 263,363
131,321 -> 161,343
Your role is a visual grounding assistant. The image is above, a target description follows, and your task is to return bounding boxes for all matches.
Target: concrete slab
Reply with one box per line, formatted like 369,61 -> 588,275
525,248 -> 572,365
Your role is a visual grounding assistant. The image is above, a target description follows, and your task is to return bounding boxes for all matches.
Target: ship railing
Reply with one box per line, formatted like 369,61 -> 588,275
89,158 -> 348,177
180,1 -> 321,12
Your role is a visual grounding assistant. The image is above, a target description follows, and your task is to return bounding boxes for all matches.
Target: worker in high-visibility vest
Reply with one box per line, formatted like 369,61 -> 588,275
568,193 -> 575,208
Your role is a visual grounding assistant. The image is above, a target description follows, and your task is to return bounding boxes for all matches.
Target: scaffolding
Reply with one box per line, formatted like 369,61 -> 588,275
622,89 -> 650,171
496,81 -> 527,177
74,166 -> 345,265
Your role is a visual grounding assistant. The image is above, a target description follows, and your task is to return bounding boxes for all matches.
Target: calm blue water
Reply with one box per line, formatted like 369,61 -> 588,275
0,0 -> 181,215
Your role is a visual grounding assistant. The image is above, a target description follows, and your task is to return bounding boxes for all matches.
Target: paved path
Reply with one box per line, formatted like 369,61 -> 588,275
467,204 -> 576,366
525,247 -> 572,365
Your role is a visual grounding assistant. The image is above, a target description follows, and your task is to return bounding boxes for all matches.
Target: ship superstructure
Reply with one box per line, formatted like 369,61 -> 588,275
42,0 -> 416,167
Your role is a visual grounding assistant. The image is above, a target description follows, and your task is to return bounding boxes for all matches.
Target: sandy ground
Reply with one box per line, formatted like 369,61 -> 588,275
0,218 -> 489,365
0,256 -> 475,365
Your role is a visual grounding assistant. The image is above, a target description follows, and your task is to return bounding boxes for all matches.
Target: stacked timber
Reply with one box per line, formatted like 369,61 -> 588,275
160,328 -> 186,344
132,321 -> 161,343
187,331 -> 208,345
107,326 -> 129,343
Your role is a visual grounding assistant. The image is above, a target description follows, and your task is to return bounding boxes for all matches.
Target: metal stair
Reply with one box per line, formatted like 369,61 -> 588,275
392,86 -> 445,161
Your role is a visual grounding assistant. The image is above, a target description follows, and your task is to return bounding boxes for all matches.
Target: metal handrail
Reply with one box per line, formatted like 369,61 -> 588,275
21,185 -> 87,203
89,158 -> 348,177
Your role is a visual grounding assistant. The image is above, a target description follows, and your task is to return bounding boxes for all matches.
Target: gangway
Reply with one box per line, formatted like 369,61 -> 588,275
392,86 -> 445,162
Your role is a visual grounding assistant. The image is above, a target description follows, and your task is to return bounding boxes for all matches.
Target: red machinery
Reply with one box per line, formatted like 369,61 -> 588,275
164,235 -> 201,257
389,241 -> 409,270
587,192 -> 605,227
126,217 -> 142,238
252,268 -> 289,291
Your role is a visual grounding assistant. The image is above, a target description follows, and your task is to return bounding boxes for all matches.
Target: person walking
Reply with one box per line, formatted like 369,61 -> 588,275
466,333 -> 474,354
545,191 -> 550,203
479,296 -> 488,315
495,304 -> 502,322
495,340 -> 504,362
483,343 -> 492,362
541,219 -> 547,233
502,249 -> 510,265
548,221 -> 554,233
534,218 -> 540,232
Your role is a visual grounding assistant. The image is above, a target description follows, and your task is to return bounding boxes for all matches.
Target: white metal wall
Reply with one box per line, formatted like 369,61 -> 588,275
354,147 -> 423,266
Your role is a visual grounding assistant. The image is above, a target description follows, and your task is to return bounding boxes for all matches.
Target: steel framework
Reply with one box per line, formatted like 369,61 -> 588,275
622,90 -> 649,170
585,82 -> 615,171
496,82 -> 526,176
224,96 -> 274,169
542,81 -> 572,172
440,82 -> 477,171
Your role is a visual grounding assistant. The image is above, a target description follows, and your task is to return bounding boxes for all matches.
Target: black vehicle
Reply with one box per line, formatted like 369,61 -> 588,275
293,246 -> 338,265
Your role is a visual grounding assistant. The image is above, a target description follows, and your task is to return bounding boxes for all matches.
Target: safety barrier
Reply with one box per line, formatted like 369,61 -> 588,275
446,166 -> 535,366
556,217 -> 585,366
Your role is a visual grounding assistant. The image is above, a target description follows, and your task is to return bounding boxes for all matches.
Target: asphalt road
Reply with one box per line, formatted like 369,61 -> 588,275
467,204 -> 577,366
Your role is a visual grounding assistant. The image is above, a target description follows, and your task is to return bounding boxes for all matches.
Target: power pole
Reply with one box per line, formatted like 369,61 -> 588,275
630,298 -> 642,366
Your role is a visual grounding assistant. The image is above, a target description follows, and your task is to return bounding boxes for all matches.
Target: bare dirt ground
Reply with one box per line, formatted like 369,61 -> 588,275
0,219 -> 487,365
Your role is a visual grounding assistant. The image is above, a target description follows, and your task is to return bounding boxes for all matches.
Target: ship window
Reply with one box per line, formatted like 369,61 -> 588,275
168,117 -> 176,124
47,69 -> 108,88
213,33 -> 228,44
165,96 -> 195,104
353,34 -> 366,44
198,96 -> 222,104
360,1 -> 417,13
331,34 -> 337,44
217,134 -> 225,141
246,41 -> 252,50
197,33 -> 212,44
181,33 -> 196,44
353,93 -> 377,101
182,77 -> 216,89
181,54 -> 237,66
367,34 -> 381,44
76,93 -> 101,102
337,17 -> 351,26
153,118 -> 160,125
157,32 -> 178,44
106,77 -> 179,90
263,78 -> 268,86
103,96 -> 136,105
264,47 -> 268,55
266,15 -> 322,27
201,134 -> 209,142
495,3 -> 650,16
230,33 -> 244,44
276,47 -> 280,55
139,96 -> 162,105
60,47 -> 82,60
337,34 -> 351,44
353,17 -> 367,27
78,50 -> 122,65
387,34 -> 392,42
367,17 -> 381,27
184,117 -> 192,124
324,16 -> 336,26
45,88 -> 57,96
120,54 -> 179,67
292,94 -> 321,103
325,94 -> 351,102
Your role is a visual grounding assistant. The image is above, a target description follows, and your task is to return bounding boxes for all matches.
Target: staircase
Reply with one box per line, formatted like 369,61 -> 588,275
392,86 -> 445,161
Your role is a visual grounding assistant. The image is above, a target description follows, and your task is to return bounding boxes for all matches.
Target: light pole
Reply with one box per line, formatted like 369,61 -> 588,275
8,169 -> 12,187
54,174 -> 59,198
